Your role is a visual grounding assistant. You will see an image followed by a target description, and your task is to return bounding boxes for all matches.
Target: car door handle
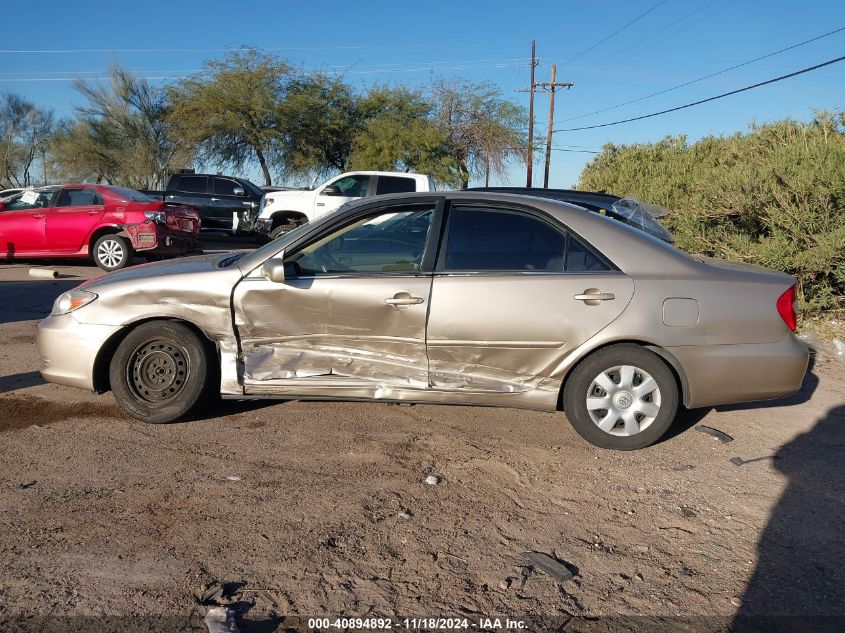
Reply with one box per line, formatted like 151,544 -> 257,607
574,290 -> 615,304
210,197 -> 220,201
385,292 -> 424,308
88,210 -> 100,215
316,202 -> 325,207
33,213 -> 45,219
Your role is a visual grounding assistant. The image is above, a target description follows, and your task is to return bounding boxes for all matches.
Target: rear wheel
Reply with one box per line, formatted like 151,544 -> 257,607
562,345 -> 678,450
109,321 -> 215,423
93,234 -> 132,271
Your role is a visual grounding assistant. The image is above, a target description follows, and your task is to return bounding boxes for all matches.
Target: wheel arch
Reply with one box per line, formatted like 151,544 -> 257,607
87,225 -> 125,256
92,316 -> 219,393
270,210 -> 308,228
555,339 -> 690,410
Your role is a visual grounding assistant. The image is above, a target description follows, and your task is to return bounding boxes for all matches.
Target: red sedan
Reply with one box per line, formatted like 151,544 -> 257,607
0,184 -> 201,270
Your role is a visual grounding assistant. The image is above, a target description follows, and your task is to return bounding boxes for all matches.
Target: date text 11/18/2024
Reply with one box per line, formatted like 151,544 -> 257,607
306,617 -> 529,630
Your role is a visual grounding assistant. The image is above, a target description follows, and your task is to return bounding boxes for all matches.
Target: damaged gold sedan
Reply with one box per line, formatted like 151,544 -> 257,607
36,192 -> 808,449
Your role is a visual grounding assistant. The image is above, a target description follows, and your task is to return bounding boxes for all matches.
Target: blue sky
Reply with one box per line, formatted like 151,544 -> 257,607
1,0 -> 843,188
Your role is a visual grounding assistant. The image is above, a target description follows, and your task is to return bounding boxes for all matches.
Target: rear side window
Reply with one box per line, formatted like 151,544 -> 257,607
176,176 -> 207,194
376,176 -> 416,195
444,207 -> 567,272
443,206 -> 611,273
213,177 -> 243,196
55,188 -> 103,207
565,234 -> 611,272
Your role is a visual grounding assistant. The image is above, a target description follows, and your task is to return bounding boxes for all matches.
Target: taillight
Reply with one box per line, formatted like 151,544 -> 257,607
776,285 -> 797,331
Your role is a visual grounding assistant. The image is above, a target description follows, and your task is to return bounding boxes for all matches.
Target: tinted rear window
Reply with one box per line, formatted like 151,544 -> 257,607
444,207 -> 567,272
55,188 -> 103,207
105,186 -> 156,202
376,176 -> 416,195
176,176 -> 207,194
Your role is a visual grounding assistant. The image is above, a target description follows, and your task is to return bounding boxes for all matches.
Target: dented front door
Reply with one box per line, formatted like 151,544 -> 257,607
232,204 -> 436,397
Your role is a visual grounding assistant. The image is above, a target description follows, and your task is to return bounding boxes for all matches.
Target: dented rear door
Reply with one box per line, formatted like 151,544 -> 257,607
425,203 -> 634,395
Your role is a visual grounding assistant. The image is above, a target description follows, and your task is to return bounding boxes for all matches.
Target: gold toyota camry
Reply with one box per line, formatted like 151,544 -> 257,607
37,192 -> 808,450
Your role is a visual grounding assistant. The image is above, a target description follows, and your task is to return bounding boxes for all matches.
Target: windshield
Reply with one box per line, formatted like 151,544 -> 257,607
104,186 -> 156,203
2,188 -> 56,210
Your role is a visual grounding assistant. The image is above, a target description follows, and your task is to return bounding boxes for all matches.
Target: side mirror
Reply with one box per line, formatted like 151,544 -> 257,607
0,201 -> 5,210
232,186 -> 245,196
261,258 -> 286,283
321,185 -> 341,196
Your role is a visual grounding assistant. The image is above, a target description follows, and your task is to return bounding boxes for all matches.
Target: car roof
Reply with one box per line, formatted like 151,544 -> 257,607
466,186 -> 621,203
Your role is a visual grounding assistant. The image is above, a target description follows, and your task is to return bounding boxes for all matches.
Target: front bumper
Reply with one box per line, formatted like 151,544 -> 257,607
37,313 -> 123,391
234,207 -> 261,234
671,334 -> 810,409
251,216 -> 273,237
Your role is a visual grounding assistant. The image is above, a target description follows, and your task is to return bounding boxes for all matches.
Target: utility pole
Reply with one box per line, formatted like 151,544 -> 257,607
536,64 -> 573,188
525,41 -> 538,187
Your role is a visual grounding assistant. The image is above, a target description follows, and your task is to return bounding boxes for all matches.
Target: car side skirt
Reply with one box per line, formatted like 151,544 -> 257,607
236,380 -> 561,411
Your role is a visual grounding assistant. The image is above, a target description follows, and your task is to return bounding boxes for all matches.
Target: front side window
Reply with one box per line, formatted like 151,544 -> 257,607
213,178 -> 242,196
176,176 -> 207,194
443,207 -> 568,272
286,205 -> 433,276
55,188 -> 103,207
325,175 -> 370,197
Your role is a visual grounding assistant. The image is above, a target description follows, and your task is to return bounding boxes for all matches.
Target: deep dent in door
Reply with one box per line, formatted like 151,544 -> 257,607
233,278 -> 430,387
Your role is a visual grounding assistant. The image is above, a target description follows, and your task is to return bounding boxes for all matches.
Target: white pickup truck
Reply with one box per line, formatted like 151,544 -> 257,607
249,171 -> 435,239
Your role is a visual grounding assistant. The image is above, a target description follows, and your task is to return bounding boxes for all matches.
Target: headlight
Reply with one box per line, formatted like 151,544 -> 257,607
144,211 -> 166,223
51,289 -> 98,316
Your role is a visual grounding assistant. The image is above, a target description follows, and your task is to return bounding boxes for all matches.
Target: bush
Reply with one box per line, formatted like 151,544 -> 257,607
578,112 -> 845,314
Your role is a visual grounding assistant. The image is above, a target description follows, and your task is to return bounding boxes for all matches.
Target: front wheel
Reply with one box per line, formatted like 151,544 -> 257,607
109,321 -> 216,423
562,344 -> 679,450
93,234 -> 132,271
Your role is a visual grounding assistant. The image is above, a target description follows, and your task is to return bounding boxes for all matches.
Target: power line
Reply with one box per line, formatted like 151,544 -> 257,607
554,54 -> 845,132
0,59 -> 532,83
560,25 -> 845,123
582,0 -> 723,72
562,0 -> 671,64
0,44 -> 439,54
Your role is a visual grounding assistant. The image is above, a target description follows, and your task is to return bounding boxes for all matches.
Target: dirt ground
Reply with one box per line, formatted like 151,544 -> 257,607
0,252 -> 843,633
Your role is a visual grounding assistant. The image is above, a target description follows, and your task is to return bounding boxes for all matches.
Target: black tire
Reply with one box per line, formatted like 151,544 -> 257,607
562,344 -> 679,450
93,234 -> 132,271
269,216 -> 305,240
109,321 -> 216,423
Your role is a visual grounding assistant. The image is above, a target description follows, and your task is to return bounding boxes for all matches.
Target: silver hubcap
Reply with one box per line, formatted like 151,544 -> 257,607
586,364 -> 661,436
97,239 -> 124,268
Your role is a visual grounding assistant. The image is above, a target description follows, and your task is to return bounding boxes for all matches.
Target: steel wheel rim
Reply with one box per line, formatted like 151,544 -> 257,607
97,239 -> 124,268
126,337 -> 191,405
585,364 -> 661,436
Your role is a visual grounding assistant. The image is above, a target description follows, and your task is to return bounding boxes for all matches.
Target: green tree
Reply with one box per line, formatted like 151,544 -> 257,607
51,66 -> 186,188
276,72 -> 360,179
431,79 -> 528,188
168,49 -> 293,186
0,93 -> 55,187
578,112 -> 845,313
347,85 -> 461,186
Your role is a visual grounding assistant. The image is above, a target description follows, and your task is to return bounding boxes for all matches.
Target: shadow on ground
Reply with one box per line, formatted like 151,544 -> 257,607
733,402 -> 845,632
0,371 -> 45,394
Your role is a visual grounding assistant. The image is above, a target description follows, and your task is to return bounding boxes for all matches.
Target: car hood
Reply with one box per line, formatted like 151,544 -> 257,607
79,252 -> 243,290
265,189 -> 310,198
